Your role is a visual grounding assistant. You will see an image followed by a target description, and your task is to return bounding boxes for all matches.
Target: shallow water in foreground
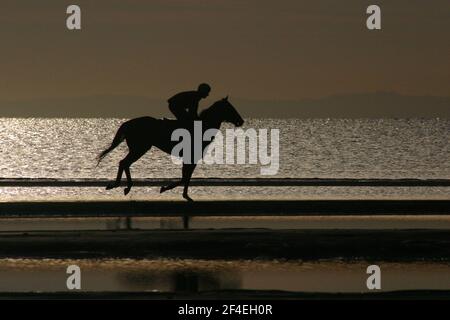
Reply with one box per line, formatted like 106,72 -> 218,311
3,216 -> 450,231
0,259 -> 449,293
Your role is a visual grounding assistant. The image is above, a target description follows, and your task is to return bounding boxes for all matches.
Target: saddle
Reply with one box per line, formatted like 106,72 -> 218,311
161,117 -> 198,129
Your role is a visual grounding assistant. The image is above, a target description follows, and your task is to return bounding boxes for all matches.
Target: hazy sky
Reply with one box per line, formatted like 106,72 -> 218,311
0,0 -> 448,116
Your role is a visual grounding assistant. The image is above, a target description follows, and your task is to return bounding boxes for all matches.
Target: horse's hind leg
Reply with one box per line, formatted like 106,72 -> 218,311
106,162 -> 125,190
121,147 -> 149,195
160,179 -> 182,193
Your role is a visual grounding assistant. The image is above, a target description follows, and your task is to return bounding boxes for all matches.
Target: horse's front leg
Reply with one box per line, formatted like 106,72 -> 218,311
181,163 -> 196,202
124,166 -> 133,195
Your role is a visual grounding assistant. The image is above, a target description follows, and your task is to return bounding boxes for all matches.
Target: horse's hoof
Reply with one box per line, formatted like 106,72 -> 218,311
183,194 -> 194,202
106,183 -> 117,190
124,187 -> 131,195
160,186 -> 167,194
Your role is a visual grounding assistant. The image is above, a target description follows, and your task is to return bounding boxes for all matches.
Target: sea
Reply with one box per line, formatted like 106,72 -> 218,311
0,118 -> 448,201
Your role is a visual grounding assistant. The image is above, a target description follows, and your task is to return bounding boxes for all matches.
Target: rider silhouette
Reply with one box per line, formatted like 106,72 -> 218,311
168,83 -> 211,122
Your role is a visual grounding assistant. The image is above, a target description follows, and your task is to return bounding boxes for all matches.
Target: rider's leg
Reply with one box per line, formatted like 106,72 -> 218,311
169,104 -> 191,125
169,104 -> 185,119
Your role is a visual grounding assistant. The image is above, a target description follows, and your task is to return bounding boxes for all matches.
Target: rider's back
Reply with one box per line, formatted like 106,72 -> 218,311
168,91 -> 200,108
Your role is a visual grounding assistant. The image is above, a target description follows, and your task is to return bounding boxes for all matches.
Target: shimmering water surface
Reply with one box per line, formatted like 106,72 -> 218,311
0,118 -> 448,200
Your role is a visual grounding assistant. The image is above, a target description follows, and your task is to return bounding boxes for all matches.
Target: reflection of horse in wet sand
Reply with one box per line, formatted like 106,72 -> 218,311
97,97 -> 244,201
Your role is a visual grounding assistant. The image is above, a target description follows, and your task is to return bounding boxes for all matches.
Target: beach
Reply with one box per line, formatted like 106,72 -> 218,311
1,228 -> 450,260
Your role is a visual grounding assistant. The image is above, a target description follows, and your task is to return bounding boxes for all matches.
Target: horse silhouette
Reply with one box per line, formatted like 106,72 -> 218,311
97,97 -> 244,201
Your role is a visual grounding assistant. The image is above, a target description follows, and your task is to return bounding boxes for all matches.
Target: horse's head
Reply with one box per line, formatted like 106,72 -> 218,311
216,96 -> 244,127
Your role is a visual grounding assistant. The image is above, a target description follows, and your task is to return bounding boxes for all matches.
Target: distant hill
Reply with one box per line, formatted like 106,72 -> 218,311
0,92 -> 448,118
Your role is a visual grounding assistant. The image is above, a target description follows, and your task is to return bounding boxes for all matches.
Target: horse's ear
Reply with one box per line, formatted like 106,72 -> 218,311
225,95 -> 229,101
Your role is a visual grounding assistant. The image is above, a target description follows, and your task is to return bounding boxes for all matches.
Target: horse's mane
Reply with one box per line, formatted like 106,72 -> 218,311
199,99 -> 223,120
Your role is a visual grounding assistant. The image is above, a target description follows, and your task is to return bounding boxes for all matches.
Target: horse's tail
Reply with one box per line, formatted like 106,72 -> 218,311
96,124 -> 126,166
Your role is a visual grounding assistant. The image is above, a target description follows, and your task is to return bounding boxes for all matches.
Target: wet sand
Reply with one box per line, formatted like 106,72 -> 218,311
1,229 -> 450,261
4,215 -> 450,231
1,199 -> 449,299
0,200 -> 449,217
0,290 -> 449,300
